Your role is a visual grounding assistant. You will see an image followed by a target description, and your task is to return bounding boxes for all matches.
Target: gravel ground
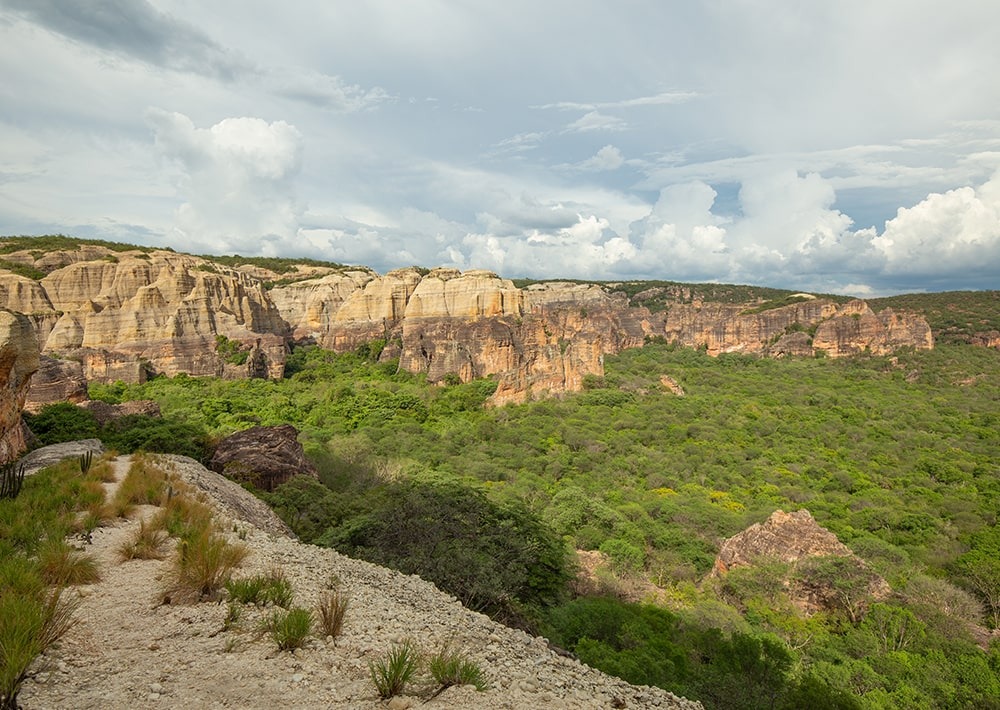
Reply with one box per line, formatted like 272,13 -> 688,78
19,454 -> 701,710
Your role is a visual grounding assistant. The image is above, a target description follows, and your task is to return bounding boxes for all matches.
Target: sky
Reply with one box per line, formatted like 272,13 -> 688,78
1,1 -> 999,296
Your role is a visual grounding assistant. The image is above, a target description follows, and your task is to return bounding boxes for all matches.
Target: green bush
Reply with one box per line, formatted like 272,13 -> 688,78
323,477 -> 570,626
226,571 -> 294,608
23,402 -> 99,445
428,647 -> 488,691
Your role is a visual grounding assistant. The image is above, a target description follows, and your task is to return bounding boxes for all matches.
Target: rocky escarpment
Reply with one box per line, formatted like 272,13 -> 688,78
0,247 -> 287,383
663,296 -> 933,358
0,240 -> 934,404
0,309 -> 39,462
18,452 -> 700,709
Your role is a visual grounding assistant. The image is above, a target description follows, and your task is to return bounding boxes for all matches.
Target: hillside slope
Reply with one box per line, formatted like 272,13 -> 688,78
19,451 -> 700,710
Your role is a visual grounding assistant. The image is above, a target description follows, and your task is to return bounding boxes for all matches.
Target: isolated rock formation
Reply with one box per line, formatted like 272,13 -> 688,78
25,355 -> 88,413
209,424 -> 318,491
0,309 -> 39,463
77,399 -> 161,426
713,509 -> 854,574
712,509 -> 891,615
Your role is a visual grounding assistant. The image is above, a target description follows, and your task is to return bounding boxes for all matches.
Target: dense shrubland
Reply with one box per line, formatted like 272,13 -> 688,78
28,340 -> 996,708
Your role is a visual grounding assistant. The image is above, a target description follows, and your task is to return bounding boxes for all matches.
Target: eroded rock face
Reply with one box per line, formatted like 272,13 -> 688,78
0,241 -> 936,404
713,509 -> 853,574
662,298 -> 933,358
0,247 -> 288,383
25,355 -> 88,413
209,424 -> 318,492
0,310 -> 40,463
812,305 -> 935,356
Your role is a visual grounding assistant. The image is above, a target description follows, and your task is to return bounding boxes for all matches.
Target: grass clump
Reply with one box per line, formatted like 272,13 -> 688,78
369,639 -> 421,699
429,646 -> 488,691
265,607 -> 313,651
166,527 -> 247,602
225,570 -> 293,608
112,454 -> 168,511
37,539 -> 100,586
116,520 -> 169,561
315,589 -> 349,639
0,589 -> 78,709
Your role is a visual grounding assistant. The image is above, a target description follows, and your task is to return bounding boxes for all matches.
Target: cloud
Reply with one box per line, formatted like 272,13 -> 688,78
267,67 -> 393,112
534,90 -> 699,111
577,145 -> 625,171
873,170 -> 1000,284
146,109 -> 304,251
490,131 -> 547,155
3,0 -> 245,79
564,111 -> 627,133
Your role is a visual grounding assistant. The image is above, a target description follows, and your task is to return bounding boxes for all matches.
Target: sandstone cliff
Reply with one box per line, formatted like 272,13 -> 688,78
0,247 -> 287,383
0,310 -> 39,463
0,240 -> 935,403
661,297 -> 933,358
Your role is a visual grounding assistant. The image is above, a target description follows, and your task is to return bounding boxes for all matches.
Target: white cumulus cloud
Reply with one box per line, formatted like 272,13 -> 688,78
147,109 -> 304,253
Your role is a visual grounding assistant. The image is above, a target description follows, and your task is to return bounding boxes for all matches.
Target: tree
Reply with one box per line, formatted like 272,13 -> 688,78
960,554 -> 1000,629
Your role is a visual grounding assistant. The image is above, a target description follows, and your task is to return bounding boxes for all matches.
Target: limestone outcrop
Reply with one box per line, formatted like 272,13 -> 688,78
0,310 -> 39,463
209,424 -> 318,492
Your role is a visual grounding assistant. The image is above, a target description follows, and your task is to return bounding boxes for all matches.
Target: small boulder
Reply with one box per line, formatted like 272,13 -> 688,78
209,424 -> 318,492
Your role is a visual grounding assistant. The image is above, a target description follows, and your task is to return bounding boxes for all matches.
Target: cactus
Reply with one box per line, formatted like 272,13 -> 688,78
0,461 -> 26,500
79,450 -> 94,474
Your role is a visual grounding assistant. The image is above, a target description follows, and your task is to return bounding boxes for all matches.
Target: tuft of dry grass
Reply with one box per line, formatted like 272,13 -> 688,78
37,539 -> 100,586
111,455 -> 168,513
117,520 -> 170,561
165,527 -> 247,603
150,488 -> 213,538
315,589 -> 349,640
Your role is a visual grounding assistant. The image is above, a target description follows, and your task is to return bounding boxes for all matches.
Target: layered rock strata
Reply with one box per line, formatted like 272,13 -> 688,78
0,310 -> 39,463
0,248 -> 287,383
0,242 -> 935,404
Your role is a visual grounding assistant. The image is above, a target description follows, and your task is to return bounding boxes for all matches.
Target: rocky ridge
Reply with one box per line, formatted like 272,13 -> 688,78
19,451 -> 700,710
0,242 -> 933,404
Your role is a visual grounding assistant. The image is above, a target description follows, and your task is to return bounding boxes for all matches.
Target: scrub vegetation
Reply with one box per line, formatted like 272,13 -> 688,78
25,335 -> 998,708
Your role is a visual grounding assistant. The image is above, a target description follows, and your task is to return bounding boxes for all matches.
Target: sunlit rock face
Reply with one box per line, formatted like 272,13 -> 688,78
0,241 -> 934,404
661,297 -> 933,358
0,310 -> 39,463
0,247 -> 287,382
